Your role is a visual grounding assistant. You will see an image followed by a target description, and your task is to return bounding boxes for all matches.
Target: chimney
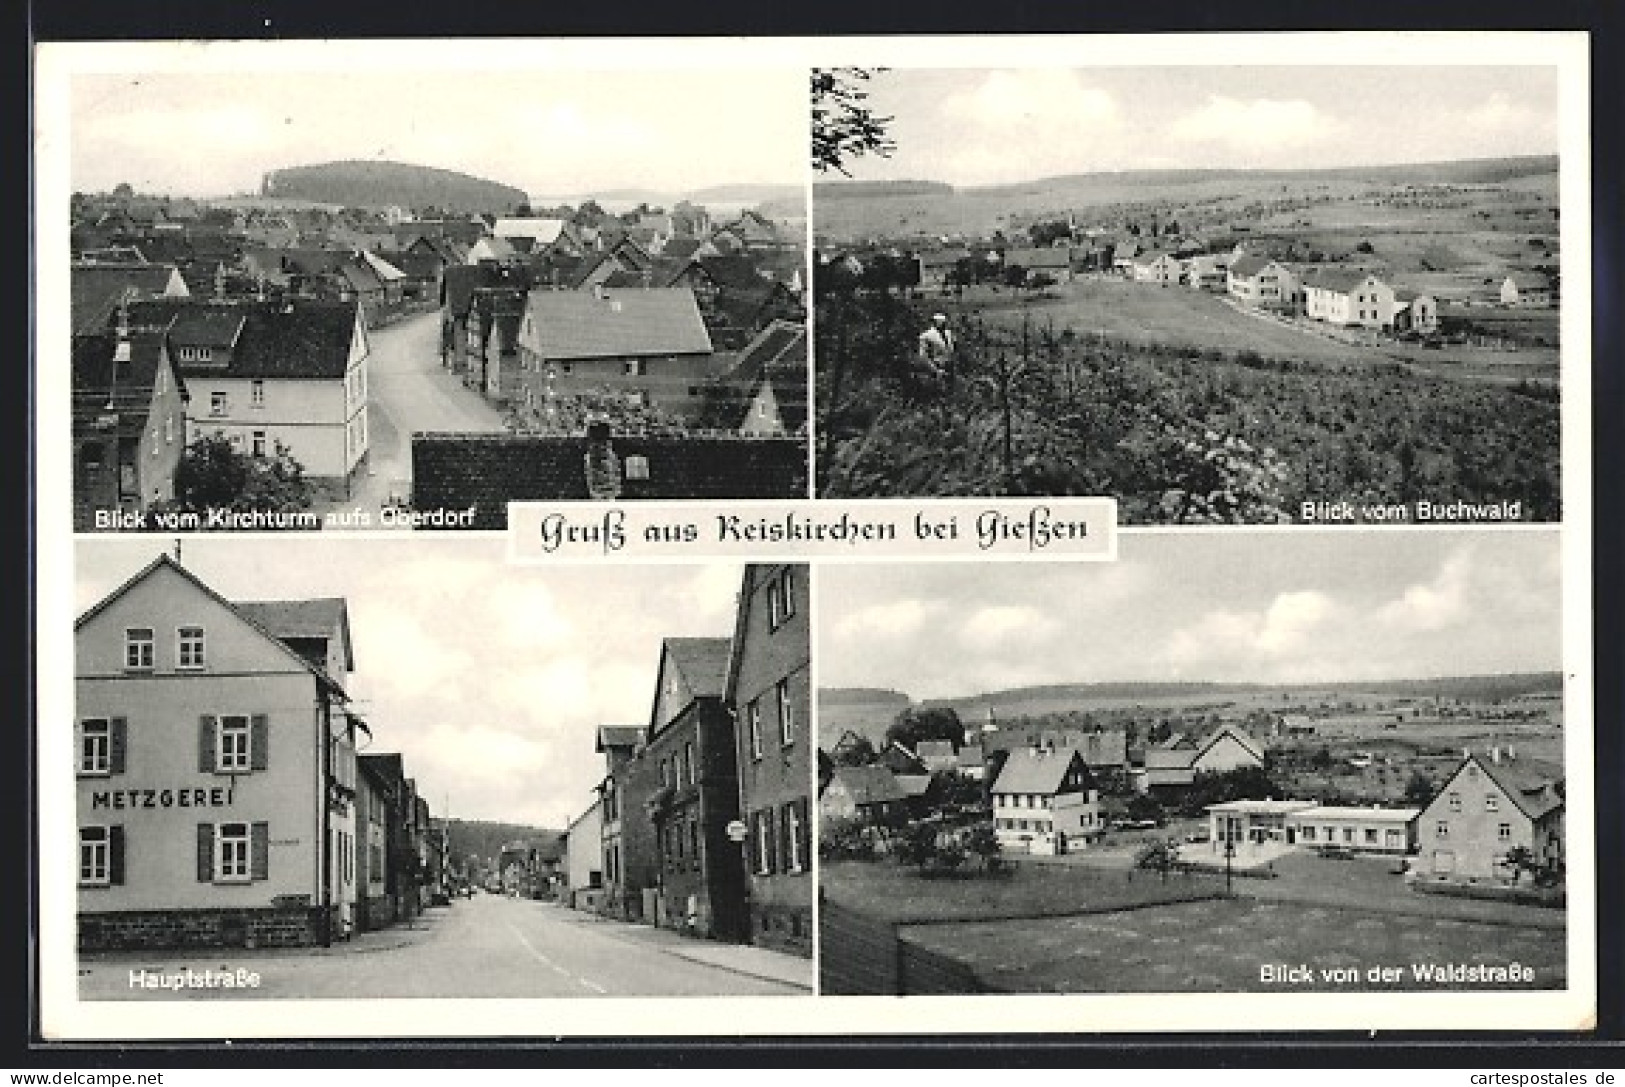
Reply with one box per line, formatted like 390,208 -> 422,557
582,419 -> 621,500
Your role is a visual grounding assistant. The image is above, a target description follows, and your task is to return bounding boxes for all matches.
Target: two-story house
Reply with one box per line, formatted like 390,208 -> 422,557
75,554 -> 362,950
726,564 -> 812,956
595,723 -> 658,922
1417,749 -> 1564,880
643,637 -> 747,941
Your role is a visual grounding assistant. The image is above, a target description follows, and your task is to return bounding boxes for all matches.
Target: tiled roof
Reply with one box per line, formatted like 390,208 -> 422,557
915,741 -> 956,760
661,238 -> 702,262
493,218 -> 570,244
234,597 -> 353,672
990,747 -> 1088,796
127,298 -> 359,379
519,287 -> 712,360
664,637 -> 733,700
1477,755 -> 1564,821
1229,255 -> 1278,279
410,432 -> 809,527
697,255 -> 767,289
1302,268 -> 1376,293
71,264 -> 188,336
441,265 -> 484,317
724,319 -> 808,432
831,765 -> 906,806
70,332 -> 173,435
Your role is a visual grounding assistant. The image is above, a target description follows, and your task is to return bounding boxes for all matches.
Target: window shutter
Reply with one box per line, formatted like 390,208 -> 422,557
250,715 -> 269,771
797,797 -> 813,870
110,718 -> 128,775
251,822 -> 270,881
198,715 -> 216,773
109,825 -> 126,886
779,801 -> 793,871
764,807 -> 779,875
197,823 -> 214,882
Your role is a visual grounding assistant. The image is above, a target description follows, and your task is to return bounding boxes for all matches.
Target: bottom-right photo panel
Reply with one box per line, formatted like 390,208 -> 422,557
815,530 -> 1570,996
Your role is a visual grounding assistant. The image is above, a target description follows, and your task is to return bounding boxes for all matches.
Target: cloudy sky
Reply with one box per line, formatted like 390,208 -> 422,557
834,67 -> 1560,187
73,538 -> 743,830
67,63 -> 805,199
821,531 -> 1563,700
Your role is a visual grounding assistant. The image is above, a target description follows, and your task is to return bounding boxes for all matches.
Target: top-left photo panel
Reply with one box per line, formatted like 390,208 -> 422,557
44,46 -> 812,533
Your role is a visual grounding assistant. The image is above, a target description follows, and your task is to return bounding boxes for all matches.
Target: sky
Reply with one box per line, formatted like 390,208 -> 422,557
68,66 -> 805,199
73,538 -> 744,830
831,67 -> 1561,187
820,531 -> 1563,700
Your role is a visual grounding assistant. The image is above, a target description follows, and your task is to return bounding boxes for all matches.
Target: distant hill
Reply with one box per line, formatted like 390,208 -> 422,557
262,160 -> 527,214
821,687 -> 913,706
971,155 -> 1559,199
686,182 -> 805,206
815,179 -> 955,199
817,687 -> 912,748
442,818 -> 566,866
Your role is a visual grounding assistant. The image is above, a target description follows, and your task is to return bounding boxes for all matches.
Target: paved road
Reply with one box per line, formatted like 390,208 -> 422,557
80,893 -> 806,1000
333,311 -> 508,521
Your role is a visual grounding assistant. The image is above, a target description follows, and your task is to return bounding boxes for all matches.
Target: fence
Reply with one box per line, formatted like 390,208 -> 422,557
819,899 -> 989,996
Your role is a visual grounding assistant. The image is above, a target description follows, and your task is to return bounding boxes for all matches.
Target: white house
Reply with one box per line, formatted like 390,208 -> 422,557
989,746 -> 1103,853
1302,270 -> 1397,328
1227,256 -> 1299,312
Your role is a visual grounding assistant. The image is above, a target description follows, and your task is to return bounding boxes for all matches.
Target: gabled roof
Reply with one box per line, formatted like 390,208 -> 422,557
74,554 -> 350,699
493,218 -> 572,244
990,747 -> 1089,796
130,299 -> 362,380
1302,268 -> 1381,293
234,597 -> 354,673
661,238 -> 702,262
663,637 -> 733,701
829,765 -> 906,806
1193,723 -> 1265,764
723,319 -> 808,432
1229,255 -> 1286,279
71,264 -> 189,336
519,287 -> 712,360
915,741 -> 956,760
1471,755 -> 1565,821
411,433 -> 807,520
70,332 -> 179,435
697,255 -> 767,290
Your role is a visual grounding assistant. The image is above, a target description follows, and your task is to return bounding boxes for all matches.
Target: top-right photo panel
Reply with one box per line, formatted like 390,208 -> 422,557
811,65 -> 1568,523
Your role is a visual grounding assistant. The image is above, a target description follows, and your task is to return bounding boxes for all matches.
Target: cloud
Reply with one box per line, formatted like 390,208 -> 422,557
349,604 -> 473,701
936,70 -> 1124,185
1167,95 -> 1333,154
833,598 -> 931,642
1166,589 -> 1338,674
1456,93 -> 1555,140
956,605 -> 1062,654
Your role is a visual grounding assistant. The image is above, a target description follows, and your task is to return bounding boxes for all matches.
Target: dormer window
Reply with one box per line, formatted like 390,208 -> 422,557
178,346 -> 213,363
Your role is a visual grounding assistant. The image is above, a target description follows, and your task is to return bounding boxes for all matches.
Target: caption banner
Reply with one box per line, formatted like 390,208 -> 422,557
507,498 -> 1117,563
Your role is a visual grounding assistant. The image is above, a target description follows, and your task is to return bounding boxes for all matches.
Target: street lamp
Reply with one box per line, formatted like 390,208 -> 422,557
1223,834 -> 1236,897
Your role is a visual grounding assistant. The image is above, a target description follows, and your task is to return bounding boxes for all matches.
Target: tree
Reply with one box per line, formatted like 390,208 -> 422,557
811,68 -> 897,176
832,735 -> 878,767
170,433 -> 314,515
1501,845 -> 1538,885
1135,838 -> 1180,882
885,707 -> 963,752
963,823 -> 1003,873
1403,771 -> 1435,806
929,770 -> 986,815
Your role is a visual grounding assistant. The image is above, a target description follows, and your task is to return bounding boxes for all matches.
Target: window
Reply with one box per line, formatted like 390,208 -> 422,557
79,718 -> 114,776
251,380 -> 265,408
754,810 -> 773,875
252,431 -> 267,458
688,819 -> 699,863
217,715 -> 251,772
216,823 -> 251,882
623,360 -> 644,377
1435,821 -> 1449,839
1448,792 -> 1461,812
660,759 -> 670,788
747,700 -> 763,760
776,679 -> 794,746
164,415 -> 175,444
1301,826 -> 1317,842
625,455 -> 650,481
80,826 -> 118,886
1485,794 -> 1499,812
1498,823 -> 1512,841
124,628 -> 155,670
209,391 -> 229,416
767,569 -> 797,630
685,741 -> 696,786
179,346 -> 214,363
177,626 -> 206,669
1364,828 -> 1378,844
785,801 -> 804,873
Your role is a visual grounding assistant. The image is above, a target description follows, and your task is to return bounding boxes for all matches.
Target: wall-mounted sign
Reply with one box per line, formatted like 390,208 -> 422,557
89,786 -> 234,811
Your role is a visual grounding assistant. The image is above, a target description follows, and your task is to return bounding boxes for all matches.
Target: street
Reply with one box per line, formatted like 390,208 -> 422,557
78,893 -> 811,1000
333,310 -> 509,521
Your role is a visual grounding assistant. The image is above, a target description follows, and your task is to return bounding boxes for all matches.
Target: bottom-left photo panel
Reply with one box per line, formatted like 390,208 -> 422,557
68,536 -> 814,1000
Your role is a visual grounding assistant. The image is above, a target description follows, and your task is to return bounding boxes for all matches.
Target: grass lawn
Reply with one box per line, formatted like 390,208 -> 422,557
821,858 -> 1225,925
902,897 -> 1566,993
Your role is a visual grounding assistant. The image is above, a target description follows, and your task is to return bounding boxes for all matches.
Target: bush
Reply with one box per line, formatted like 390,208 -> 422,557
820,815 -> 878,862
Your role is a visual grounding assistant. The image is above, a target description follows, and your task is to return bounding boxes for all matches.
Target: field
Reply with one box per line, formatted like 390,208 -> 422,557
928,279 -> 1560,382
821,859 -> 1226,925
900,897 -> 1566,993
